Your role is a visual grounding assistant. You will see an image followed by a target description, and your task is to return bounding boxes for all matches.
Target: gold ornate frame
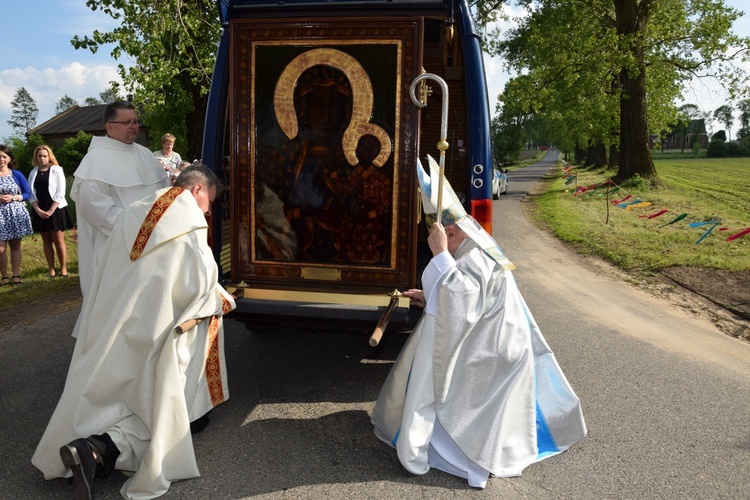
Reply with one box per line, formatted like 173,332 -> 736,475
230,18 -> 423,293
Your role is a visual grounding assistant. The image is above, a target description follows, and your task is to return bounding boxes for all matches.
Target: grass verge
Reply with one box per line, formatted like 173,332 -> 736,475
527,157 -> 749,273
1,231 -> 80,308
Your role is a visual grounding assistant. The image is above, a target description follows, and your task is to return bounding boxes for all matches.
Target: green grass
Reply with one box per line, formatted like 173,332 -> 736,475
1,231 -> 80,306
528,157 -> 750,272
651,148 -> 708,160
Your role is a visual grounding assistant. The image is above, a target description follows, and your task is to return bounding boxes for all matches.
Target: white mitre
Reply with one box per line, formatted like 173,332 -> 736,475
416,154 -> 515,270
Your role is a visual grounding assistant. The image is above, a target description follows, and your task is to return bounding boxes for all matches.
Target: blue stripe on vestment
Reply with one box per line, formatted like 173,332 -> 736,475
523,294 -> 561,460
392,358 -> 416,447
535,400 -> 560,459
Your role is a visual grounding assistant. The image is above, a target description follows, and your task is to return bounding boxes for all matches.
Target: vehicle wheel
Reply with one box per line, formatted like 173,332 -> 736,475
493,191 -> 499,200
501,187 -> 508,195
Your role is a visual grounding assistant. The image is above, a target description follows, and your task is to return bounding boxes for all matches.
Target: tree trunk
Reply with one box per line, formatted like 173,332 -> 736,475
586,140 -> 607,167
608,144 -> 618,170
183,76 -> 208,164
574,139 -> 586,163
614,0 -> 657,182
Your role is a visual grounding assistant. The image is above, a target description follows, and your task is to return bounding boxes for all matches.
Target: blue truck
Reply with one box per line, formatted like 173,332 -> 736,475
202,0 -> 496,330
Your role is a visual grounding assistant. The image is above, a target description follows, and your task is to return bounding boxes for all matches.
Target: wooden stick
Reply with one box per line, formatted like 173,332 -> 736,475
174,317 -> 206,334
369,295 -> 400,347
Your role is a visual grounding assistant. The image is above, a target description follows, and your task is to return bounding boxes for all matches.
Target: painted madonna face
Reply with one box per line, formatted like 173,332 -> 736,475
294,66 -> 353,144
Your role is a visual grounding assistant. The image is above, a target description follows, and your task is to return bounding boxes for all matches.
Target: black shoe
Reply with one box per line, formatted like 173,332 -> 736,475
87,433 -> 120,479
190,413 -> 211,434
59,438 -> 96,500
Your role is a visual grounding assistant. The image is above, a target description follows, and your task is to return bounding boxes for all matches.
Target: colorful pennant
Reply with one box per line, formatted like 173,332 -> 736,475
659,213 -> 688,228
695,221 -> 721,244
639,209 -> 668,219
727,228 -> 750,242
611,195 -> 632,205
625,201 -> 652,211
618,199 -> 643,208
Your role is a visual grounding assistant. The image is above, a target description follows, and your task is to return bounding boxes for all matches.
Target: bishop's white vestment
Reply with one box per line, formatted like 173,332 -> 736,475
371,239 -> 586,488
33,187 -> 235,499
70,135 -> 169,299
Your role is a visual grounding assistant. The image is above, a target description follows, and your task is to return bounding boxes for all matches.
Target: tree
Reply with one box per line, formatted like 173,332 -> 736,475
6,134 -> 45,176
738,99 -> 750,139
713,104 -> 734,141
56,95 -> 79,115
484,0 -> 750,182
7,87 -> 39,136
494,2 -> 621,168
707,131 -> 728,157
83,97 -> 101,106
72,0 -> 221,162
99,85 -> 121,104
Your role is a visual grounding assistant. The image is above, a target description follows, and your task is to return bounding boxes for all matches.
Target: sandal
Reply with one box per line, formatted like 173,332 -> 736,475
0,276 -> 8,286
11,275 -> 22,285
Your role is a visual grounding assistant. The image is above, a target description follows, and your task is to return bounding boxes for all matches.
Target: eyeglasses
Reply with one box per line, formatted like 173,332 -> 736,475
108,120 -> 140,127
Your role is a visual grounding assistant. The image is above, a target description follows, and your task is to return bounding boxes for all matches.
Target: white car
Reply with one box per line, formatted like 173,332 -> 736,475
492,165 -> 508,199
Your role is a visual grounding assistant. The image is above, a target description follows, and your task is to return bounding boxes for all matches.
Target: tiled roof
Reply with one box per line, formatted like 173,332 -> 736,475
27,104 -> 108,136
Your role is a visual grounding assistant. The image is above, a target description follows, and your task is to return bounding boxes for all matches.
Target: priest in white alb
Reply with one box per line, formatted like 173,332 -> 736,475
32,165 -> 235,500
70,101 -> 170,301
371,155 -> 587,488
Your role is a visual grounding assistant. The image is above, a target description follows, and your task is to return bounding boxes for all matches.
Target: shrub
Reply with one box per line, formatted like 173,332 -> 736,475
727,141 -> 750,157
56,132 -> 93,177
707,139 -> 728,158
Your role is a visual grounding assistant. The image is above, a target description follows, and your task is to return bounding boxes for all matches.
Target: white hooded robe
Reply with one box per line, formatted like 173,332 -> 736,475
70,135 -> 169,299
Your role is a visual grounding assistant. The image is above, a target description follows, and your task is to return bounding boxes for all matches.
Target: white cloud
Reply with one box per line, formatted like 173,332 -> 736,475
0,63 -> 122,139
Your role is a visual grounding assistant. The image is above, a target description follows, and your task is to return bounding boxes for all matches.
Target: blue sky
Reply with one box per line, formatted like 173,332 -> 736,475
0,0 -> 122,139
1,1 -> 748,142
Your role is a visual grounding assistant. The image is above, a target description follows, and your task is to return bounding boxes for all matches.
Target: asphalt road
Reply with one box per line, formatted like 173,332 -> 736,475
3,151 -> 750,499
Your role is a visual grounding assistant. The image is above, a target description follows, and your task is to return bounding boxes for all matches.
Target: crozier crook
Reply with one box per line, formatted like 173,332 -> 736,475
410,73 -> 449,219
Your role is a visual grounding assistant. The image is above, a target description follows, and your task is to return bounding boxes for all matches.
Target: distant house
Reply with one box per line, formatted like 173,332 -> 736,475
661,118 -> 709,150
26,104 -> 152,149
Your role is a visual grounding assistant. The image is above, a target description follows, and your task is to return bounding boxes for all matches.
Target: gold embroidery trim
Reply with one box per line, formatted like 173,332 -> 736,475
129,187 -> 184,261
205,316 -> 225,406
221,294 -> 234,314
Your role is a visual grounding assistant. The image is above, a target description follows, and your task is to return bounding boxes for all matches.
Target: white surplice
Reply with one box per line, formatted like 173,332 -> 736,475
70,135 -> 169,300
371,239 -> 586,488
33,187 -> 235,499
